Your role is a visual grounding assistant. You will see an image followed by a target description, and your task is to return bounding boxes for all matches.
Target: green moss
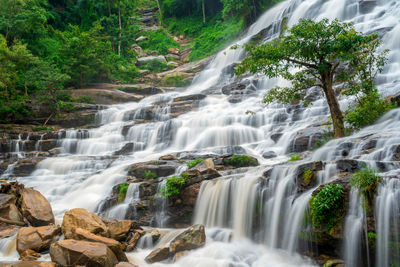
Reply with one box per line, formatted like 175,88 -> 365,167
225,154 -> 258,167
303,169 -> 314,184
368,232 -> 377,249
309,184 -> 345,231
32,126 -> 54,132
159,175 -> 186,197
187,158 -> 205,169
162,74 -> 190,87
289,155 -> 302,161
144,170 -> 158,179
351,167 -> 380,211
117,183 -> 129,203
139,29 -> 179,55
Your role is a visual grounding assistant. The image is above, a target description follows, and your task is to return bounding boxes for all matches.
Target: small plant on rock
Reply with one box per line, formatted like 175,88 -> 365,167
144,170 -> 158,179
118,183 -> 129,203
303,169 -> 315,184
289,155 -> 302,161
351,167 -> 380,210
159,175 -> 186,197
309,183 -> 344,231
225,154 -> 258,167
187,158 -> 205,169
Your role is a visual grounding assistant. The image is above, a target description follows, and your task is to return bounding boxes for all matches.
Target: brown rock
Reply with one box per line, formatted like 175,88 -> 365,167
20,188 -> 55,226
107,220 -> 133,241
0,225 -> 20,238
0,194 -> 23,224
169,224 -> 206,253
159,155 -> 177,161
145,247 -> 170,263
49,240 -> 118,267
192,158 -> 214,173
19,249 -> 41,261
16,225 -> 61,253
61,208 -> 108,239
115,263 -> 139,267
125,232 -> 142,252
181,183 -> 201,206
0,262 -> 56,267
73,227 -> 128,262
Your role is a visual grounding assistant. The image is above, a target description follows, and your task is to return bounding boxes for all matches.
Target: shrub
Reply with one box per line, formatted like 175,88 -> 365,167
289,155 -> 302,161
309,184 -> 344,230
187,158 -> 205,169
138,59 -> 169,73
162,74 -> 190,87
139,29 -> 179,55
159,175 -> 186,197
32,126 -> 54,132
225,154 -> 258,167
303,169 -> 314,184
351,167 -> 380,210
144,170 -> 158,179
117,183 -> 129,203
345,91 -> 396,130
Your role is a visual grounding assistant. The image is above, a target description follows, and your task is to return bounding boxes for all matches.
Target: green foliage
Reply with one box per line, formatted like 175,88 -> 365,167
118,183 -> 129,203
236,19 -> 388,138
352,167 -> 380,210
163,74 -> 190,87
368,232 -> 377,249
289,155 -> 302,161
139,29 -> 179,55
345,91 -> 397,130
138,59 -> 169,73
309,184 -> 344,230
303,169 -> 314,184
144,170 -> 158,179
225,154 -> 258,167
159,175 -> 186,197
32,126 -> 53,132
187,158 -> 205,169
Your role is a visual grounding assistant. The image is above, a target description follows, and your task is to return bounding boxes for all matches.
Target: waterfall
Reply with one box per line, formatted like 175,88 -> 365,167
2,0 -> 400,265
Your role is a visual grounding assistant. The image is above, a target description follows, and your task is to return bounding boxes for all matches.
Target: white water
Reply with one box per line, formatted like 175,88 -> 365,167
1,0 -> 400,265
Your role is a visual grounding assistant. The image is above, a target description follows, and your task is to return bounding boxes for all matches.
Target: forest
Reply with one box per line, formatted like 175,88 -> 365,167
0,0 -> 280,122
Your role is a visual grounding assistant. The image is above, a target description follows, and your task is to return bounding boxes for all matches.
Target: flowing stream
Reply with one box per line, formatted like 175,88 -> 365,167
2,0 -> 400,266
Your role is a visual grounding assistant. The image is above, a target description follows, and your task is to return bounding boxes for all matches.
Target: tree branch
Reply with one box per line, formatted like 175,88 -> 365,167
283,57 -> 318,69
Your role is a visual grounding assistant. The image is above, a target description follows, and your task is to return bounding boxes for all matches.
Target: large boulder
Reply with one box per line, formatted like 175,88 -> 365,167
73,227 -> 128,262
0,194 -> 23,224
49,240 -> 118,267
169,224 -> 206,253
145,224 -> 206,263
20,188 -> 55,226
16,225 -> 61,253
106,220 -> 133,241
61,208 -> 108,239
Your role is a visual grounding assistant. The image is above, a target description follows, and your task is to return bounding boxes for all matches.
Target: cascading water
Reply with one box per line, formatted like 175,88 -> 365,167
2,0 -> 400,266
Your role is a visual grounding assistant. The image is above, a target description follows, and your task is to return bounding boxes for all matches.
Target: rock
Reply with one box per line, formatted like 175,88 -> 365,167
167,61 -> 180,68
115,263 -> 138,267
150,229 -> 161,243
0,262 -> 56,267
159,155 -> 177,161
107,220 -> 133,241
295,161 -> 324,192
173,94 -> 206,103
73,227 -> 128,262
323,259 -> 345,267
288,127 -> 325,153
50,240 -> 118,267
19,249 -> 41,261
61,208 -> 108,239
336,159 -> 361,173
127,161 -> 177,179
17,225 -> 61,253
20,188 -> 55,226
169,224 -> 206,253
0,194 -> 23,224
135,36 -> 148,42
168,47 -> 180,55
145,247 -> 170,263
262,151 -> 277,159
192,158 -> 215,173
70,88 -> 142,105
180,183 -> 201,206
114,143 -> 135,156
125,232 -> 142,252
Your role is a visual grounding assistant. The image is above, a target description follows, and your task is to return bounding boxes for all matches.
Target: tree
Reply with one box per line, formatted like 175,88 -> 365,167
236,19 -> 388,138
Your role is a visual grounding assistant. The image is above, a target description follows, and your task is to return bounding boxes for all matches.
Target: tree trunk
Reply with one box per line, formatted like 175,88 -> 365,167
202,0 -> 206,24
118,0 -> 122,56
107,0 -> 112,16
322,72 -> 345,138
155,0 -> 162,25
24,80 -> 28,97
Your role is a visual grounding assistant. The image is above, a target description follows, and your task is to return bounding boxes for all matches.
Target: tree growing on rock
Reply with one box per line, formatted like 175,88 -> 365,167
236,19 -> 389,138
